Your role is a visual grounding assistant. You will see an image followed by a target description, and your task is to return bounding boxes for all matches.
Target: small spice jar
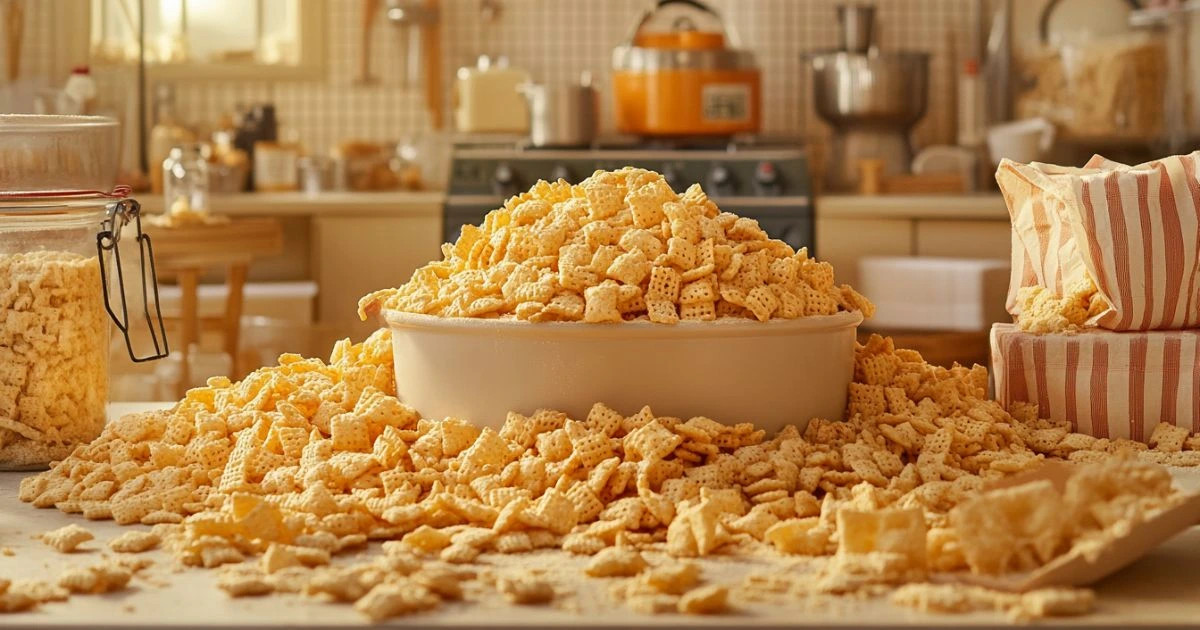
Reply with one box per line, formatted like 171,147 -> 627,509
0,191 -> 168,470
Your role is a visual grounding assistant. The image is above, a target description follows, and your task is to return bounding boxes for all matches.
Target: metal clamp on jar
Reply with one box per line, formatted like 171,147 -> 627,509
0,116 -> 169,470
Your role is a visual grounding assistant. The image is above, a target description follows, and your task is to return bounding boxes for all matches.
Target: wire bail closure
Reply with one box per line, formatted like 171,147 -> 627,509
97,198 -> 170,363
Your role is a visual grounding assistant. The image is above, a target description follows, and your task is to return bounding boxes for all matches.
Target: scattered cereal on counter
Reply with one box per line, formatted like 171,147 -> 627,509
891,583 -> 1094,621
678,584 -> 729,615
57,563 -> 133,595
108,530 -> 161,554
497,572 -> 556,605
38,524 -> 95,554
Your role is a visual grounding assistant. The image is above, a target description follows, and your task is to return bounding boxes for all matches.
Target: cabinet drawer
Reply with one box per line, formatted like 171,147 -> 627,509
315,216 -> 443,338
816,217 -> 913,288
915,220 -> 1011,259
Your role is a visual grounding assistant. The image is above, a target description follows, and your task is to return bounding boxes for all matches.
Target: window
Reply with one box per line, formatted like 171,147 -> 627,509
89,0 -> 324,79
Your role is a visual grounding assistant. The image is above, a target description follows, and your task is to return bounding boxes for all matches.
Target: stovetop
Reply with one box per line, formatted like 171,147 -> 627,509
448,134 -> 811,200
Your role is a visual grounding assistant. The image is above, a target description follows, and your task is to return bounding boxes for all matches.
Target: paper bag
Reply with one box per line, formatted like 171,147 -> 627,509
991,323 -> 1200,441
998,152 -> 1200,331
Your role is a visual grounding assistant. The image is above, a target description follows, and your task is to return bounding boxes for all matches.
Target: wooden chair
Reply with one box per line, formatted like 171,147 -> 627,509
144,218 -> 284,396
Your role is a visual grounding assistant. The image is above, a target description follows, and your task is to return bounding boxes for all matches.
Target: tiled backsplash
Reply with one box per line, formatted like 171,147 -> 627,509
16,0 -> 980,176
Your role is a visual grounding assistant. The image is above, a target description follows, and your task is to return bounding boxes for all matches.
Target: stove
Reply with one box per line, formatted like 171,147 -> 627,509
444,135 -> 815,253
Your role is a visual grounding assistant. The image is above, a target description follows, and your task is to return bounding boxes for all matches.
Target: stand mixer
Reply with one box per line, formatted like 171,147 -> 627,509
809,5 -> 929,191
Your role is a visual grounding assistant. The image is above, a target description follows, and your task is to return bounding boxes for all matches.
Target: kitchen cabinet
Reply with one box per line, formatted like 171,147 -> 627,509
817,217 -> 913,289
314,215 -> 442,340
817,194 -> 1011,275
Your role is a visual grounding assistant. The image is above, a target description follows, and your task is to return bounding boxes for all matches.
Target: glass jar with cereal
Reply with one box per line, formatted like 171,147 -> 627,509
0,191 -> 168,470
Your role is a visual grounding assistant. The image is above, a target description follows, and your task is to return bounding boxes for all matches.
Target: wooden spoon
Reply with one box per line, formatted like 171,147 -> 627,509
355,0 -> 380,85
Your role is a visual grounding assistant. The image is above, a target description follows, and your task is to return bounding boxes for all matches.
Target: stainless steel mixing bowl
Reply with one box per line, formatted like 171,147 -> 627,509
809,52 -> 930,128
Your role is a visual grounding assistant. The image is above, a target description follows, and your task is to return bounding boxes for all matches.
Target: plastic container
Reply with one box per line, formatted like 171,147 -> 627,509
0,115 -> 120,193
0,194 -> 168,469
858,257 -> 1010,333
382,310 -> 863,433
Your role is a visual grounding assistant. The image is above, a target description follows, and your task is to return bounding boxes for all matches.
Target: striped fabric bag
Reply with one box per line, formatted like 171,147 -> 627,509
991,323 -> 1200,440
998,152 -> 1200,331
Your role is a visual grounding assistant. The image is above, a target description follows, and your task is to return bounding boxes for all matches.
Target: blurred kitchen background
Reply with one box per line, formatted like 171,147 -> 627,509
1,0 -> 1197,399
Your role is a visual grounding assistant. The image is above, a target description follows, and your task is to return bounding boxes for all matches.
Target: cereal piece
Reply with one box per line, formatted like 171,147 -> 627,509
1149,422 -> 1190,453
584,284 -> 623,324
413,568 -> 465,600
950,480 -> 1068,574
642,561 -> 701,595
837,507 -> 928,571
354,582 -> 439,621
585,547 -> 648,578
624,421 -> 683,462
201,545 -> 246,569
403,525 -> 454,555
441,543 -> 481,564
39,524 -> 94,553
217,571 -> 274,598
562,533 -> 607,555
261,543 -> 301,574
646,299 -> 680,324
108,530 -> 160,554
496,572 -> 555,605
646,266 -> 682,302
764,518 -> 830,556
607,250 -> 652,286
678,584 -> 728,615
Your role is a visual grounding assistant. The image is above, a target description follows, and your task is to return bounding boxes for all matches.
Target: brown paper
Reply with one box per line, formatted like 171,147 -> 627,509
935,461 -> 1200,592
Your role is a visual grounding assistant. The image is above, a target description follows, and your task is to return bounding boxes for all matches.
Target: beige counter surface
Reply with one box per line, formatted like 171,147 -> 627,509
136,191 -> 445,218
3,404 -> 1200,628
819,194 -> 1009,221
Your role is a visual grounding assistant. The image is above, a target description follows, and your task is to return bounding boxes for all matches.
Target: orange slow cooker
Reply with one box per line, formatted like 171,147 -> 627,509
612,0 -> 761,137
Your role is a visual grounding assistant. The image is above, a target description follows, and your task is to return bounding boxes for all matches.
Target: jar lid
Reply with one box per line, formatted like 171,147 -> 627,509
0,186 -> 131,216
0,115 -> 120,194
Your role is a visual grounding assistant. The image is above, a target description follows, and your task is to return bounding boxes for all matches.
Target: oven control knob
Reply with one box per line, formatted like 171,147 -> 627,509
662,164 -> 683,191
707,164 -> 735,196
550,164 -> 573,183
492,163 -> 519,197
755,161 -> 782,196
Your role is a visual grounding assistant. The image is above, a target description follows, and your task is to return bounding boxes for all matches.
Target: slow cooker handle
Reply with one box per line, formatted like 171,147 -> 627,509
621,0 -> 744,49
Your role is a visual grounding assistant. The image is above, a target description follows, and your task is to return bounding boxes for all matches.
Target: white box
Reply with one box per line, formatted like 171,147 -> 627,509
857,257 -> 1010,332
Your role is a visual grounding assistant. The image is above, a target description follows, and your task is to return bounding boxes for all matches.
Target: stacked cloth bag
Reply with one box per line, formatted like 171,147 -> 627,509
992,153 -> 1200,443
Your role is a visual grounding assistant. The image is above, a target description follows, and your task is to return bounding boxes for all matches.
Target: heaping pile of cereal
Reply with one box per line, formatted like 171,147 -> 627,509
10,169 -> 1200,622
0,251 -> 108,468
358,168 -> 873,323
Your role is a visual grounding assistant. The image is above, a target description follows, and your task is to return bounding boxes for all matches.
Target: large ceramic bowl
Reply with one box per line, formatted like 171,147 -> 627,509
0,115 -> 121,193
382,309 -> 863,434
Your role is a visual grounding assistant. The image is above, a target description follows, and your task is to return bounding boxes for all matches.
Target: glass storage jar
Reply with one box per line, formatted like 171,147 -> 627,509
163,143 -> 210,216
0,192 -> 168,470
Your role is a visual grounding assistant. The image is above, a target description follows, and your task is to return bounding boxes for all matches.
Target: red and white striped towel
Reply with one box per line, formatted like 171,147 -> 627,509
998,152 -> 1200,331
991,323 -> 1200,440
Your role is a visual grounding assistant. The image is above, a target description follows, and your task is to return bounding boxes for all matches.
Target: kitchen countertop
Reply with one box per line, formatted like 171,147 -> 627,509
818,194 -> 1009,221
136,191 -> 445,218
4,403 -> 1200,628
